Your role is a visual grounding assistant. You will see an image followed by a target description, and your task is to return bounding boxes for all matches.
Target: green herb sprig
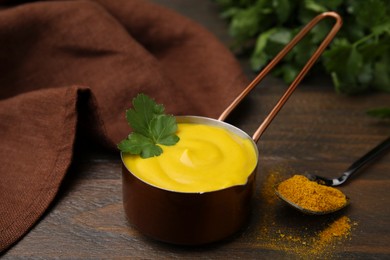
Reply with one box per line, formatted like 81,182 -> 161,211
118,94 -> 180,158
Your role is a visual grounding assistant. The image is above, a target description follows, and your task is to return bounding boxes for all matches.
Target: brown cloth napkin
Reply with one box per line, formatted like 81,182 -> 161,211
0,0 -> 248,252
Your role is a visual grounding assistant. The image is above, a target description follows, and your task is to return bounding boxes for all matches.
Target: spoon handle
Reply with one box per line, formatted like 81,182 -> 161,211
338,137 -> 390,185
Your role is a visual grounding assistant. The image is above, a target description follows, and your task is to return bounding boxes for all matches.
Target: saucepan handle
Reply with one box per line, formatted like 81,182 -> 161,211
218,12 -> 343,143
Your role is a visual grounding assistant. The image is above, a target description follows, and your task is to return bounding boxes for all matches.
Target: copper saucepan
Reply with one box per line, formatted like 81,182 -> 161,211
122,12 -> 342,245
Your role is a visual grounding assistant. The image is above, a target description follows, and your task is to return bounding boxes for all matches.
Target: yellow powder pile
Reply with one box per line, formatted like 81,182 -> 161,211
274,216 -> 354,258
277,175 -> 347,212
315,216 -> 352,247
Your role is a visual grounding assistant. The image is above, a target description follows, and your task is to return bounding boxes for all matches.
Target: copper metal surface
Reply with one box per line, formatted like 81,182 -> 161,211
122,116 -> 258,245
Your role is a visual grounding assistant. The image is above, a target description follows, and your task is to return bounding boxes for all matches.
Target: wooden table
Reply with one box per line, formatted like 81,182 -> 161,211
4,1 -> 390,259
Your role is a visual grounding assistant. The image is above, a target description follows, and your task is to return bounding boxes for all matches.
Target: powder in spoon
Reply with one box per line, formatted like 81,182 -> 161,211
277,175 -> 347,212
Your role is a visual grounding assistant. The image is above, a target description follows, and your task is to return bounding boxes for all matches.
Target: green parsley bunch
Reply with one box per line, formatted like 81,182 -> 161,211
215,0 -> 390,96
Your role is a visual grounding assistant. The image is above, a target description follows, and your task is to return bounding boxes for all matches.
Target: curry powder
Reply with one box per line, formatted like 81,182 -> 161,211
255,170 -> 356,259
316,216 -> 352,246
277,175 -> 347,212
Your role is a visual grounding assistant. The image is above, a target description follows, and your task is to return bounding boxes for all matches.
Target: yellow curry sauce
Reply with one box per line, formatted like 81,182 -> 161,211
122,123 -> 257,193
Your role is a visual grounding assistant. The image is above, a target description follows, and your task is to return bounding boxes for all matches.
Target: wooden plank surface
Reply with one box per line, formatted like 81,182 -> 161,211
3,1 -> 390,259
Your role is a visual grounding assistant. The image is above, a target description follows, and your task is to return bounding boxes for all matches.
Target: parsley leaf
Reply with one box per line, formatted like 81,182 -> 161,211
125,94 -> 164,136
150,115 -> 180,145
118,94 -> 180,158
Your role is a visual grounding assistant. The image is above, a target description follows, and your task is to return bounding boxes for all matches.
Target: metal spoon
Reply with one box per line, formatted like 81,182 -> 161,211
275,136 -> 390,215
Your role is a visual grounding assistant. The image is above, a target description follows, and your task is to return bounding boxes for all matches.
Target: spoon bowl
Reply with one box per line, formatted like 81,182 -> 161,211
275,187 -> 350,215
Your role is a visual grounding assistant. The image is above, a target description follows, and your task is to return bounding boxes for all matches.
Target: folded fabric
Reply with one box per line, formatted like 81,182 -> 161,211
0,0 -> 248,252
